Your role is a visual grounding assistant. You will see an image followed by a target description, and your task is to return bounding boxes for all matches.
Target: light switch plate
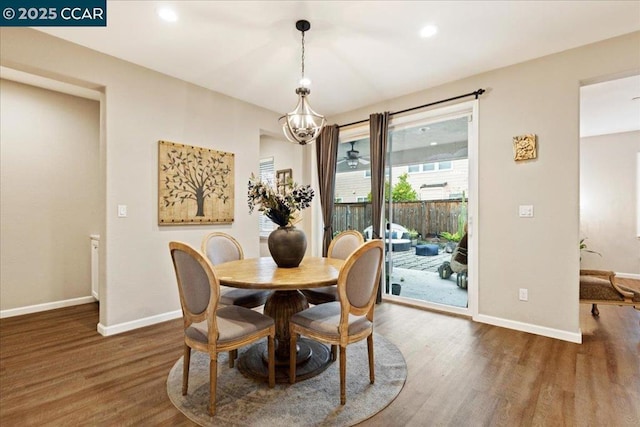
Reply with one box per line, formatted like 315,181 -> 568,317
117,205 -> 127,218
519,288 -> 528,301
519,205 -> 534,218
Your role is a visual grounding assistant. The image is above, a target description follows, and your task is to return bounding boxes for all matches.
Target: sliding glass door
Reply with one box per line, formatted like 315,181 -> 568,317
384,113 -> 470,309
333,101 -> 477,315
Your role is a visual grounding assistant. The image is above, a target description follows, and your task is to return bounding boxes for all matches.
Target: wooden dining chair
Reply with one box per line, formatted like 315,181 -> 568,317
202,232 -> 271,309
169,241 -> 275,416
302,230 -> 364,305
202,232 -> 272,367
289,239 -> 384,405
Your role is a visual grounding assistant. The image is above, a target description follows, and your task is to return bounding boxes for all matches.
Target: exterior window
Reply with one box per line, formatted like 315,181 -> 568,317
407,164 -> 420,173
335,197 -> 343,203
356,196 -> 367,202
422,162 -> 436,171
439,161 -> 452,170
364,170 -> 371,178
259,158 -> 275,237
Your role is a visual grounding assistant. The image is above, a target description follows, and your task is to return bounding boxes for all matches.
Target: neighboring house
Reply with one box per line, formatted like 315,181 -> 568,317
335,159 -> 469,202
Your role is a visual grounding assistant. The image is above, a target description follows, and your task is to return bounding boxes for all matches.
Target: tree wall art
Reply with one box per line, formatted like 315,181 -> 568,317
158,140 -> 234,225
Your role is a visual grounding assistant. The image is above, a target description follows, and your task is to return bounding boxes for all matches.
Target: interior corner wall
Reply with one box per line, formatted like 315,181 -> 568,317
580,130 -> 640,275
0,79 -> 100,310
329,31 -> 640,340
0,28 -> 283,331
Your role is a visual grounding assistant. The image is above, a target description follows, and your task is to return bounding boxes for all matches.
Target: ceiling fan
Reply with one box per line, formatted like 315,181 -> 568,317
337,141 -> 370,169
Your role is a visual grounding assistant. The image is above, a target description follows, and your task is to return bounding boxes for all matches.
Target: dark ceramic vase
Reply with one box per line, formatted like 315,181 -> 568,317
268,226 -> 306,268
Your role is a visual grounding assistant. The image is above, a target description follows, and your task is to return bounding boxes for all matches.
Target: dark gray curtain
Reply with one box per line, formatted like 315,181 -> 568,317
369,113 -> 389,302
315,124 -> 339,256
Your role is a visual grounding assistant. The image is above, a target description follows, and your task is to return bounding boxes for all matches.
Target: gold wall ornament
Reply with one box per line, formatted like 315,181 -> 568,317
158,140 -> 234,225
513,134 -> 537,161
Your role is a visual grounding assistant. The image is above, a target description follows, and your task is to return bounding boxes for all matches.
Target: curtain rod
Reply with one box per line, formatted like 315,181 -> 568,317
338,88 -> 485,129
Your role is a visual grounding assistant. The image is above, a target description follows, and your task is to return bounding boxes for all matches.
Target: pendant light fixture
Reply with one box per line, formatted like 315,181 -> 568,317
279,20 -> 326,145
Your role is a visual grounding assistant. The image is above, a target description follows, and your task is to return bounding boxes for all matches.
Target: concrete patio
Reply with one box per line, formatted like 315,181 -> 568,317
386,245 -> 468,308
388,245 -> 451,272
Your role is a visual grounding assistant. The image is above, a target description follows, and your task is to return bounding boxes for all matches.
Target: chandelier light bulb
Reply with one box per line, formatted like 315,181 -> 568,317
299,77 -> 311,87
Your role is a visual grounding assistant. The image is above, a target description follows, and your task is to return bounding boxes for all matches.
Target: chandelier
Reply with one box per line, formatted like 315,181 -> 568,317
279,20 -> 326,145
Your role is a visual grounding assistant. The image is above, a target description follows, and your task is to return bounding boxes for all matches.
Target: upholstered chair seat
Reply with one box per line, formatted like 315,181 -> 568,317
289,302 -> 373,337
186,306 -> 276,344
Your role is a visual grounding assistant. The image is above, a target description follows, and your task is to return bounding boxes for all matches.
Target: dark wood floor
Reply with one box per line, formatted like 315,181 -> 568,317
1,280 -> 638,426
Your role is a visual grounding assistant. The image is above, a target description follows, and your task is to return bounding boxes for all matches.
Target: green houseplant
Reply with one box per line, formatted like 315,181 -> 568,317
580,238 -> 601,260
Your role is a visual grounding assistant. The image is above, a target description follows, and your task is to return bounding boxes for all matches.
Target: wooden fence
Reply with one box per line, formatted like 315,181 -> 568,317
332,199 -> 464,238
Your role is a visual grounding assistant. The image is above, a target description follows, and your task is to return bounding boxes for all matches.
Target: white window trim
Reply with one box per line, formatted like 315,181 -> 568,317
259,157 -> 275,237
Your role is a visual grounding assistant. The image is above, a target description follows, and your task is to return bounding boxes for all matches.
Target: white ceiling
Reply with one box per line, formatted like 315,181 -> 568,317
36,1 -> 640,131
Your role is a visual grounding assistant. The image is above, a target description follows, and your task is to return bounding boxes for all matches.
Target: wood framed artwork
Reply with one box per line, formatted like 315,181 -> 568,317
158,140 -> 234,225
276,168 -> 292,194
513,134 -> 537,161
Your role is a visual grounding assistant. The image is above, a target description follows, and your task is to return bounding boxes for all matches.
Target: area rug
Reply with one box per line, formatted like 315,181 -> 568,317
167,333 -> 406,426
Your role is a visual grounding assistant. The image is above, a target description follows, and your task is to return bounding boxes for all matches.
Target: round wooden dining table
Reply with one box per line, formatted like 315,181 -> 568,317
214,256 -> 343,383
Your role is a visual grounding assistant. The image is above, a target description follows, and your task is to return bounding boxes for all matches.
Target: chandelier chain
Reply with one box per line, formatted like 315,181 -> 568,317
300,30 -> 305,80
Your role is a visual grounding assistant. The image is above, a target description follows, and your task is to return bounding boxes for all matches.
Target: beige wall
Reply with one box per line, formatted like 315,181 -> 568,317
1,26 -> 638,340
0,79 -> 100,309
580,130 -> 640,275
329,32 -> 640,339
0,28 -> 289,331
258,134 -> 307,256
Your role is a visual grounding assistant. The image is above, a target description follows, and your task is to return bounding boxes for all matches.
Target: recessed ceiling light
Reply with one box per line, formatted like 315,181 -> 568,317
157,8 -> 178,22
420,25 -> 438,38
430,142 -> 438,146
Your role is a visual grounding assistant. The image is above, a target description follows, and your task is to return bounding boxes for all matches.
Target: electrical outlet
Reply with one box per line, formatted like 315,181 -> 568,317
519,288 -> 528,301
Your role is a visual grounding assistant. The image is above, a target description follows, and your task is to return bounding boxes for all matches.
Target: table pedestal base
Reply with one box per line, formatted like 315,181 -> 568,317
237,338 -> 332,383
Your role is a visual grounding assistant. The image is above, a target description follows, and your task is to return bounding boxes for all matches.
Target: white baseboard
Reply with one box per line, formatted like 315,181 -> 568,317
0,296 -> 97,319
475,314 -> 582,344
616,272 -> 640,280
97,310 -> 182,336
